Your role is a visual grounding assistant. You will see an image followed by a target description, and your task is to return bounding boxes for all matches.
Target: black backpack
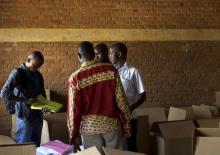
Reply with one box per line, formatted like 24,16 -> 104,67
1,68 -> 27,114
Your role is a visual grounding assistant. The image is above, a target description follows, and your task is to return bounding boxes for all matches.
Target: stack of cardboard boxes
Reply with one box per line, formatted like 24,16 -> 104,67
2,91 -> 220,155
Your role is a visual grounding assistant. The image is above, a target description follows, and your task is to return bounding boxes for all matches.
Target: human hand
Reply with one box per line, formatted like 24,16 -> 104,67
25,98 -> 36,105
124,129 -> 131,138
73,144 -> 81,153
70,138 -> 81,153
42,107 -> 50,113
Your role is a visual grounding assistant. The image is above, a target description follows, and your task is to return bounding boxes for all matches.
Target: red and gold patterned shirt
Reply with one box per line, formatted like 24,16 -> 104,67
67,61 -> 130,142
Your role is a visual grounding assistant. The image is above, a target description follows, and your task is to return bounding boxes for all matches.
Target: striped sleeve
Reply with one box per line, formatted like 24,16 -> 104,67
67,77 -> 82,143
115,72 -> 131,137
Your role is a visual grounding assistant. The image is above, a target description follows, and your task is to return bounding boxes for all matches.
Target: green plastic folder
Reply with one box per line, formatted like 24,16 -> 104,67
31,94 -> 63,113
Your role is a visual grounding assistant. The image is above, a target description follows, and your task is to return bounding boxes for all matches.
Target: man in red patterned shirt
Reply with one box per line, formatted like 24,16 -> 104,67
67,41 -> 131,154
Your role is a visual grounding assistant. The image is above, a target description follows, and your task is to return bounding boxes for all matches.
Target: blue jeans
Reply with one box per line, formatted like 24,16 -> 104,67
124,119 -> 138,152
16,116 -> 43,147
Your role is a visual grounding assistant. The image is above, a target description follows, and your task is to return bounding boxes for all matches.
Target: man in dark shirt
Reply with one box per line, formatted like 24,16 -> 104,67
94,43 -> 111,63
1,51 -> 46,146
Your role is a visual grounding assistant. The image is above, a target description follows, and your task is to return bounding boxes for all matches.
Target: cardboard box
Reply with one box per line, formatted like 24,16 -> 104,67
192,105 -> 213,119
0,143 -> 35,155
215,91 -> 220,105
151,120 -> 194,155
43,113 -> 69,143
104,147 -> 146,155
136,108 -> 167,128
200,104 -> 219,116
168,107 -> 186,121
137,115 -> 149,154
194,128 -> 220,155
75,146 -> 101,155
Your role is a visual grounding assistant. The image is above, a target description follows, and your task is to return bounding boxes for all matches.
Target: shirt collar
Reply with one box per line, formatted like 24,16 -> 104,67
117,62 -> 128,72
20,63 -> 29,72
81,60 -> 96,68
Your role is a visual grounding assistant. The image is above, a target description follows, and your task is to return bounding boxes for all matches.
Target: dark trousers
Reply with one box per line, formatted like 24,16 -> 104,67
124,119 -> 138,152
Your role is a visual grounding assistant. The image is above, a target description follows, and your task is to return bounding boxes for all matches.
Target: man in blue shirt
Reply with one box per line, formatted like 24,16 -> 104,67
1,51 -> 46,146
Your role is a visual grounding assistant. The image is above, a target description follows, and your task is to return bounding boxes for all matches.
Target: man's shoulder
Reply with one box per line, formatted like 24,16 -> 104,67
84,63 -> 116,73
90,62 -> 114,69
69,63 -> 116,83
8,68 -> 23,79
126,64 -> 139,74
68,68 -> 81,83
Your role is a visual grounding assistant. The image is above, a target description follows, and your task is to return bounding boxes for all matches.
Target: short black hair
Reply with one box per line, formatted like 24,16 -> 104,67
111,42 -> 127,60
77,41 -> 95,60
29,51 -> 44,63
95,43 -> 108,56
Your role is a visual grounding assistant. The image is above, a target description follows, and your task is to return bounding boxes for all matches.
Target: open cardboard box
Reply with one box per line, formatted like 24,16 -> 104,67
151,120 -> 194,155
0,143 -> 35,155
194,128 -> 220,155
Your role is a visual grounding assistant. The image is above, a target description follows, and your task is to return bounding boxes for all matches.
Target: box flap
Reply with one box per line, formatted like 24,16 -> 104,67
192,105 -> 212,119
215,91 -> 220,103
196,119 -> 220,128
104,147 -> 146,155
136,107 -> 167,127
168,107 -> 186,121
200,104 -> 219,116
75,146 -> 101,155
195,128 -> 220,137
0,143 -> 35,155
158,121 -> 194,139
0,135 -> 15,145
178,106 -> 195,120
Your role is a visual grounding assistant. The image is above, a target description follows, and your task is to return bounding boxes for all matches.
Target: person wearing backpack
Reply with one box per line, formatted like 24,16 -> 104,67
0,51 -> 46,147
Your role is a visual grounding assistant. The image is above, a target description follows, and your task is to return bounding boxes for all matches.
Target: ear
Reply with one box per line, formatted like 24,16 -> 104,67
78,53 -> 82,59
27,58 -> 31,63
118,51 -> 122,58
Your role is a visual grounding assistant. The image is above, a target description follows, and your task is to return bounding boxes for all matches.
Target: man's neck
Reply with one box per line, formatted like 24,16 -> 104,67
24,62 -> 30,70
115,61 -> 125,69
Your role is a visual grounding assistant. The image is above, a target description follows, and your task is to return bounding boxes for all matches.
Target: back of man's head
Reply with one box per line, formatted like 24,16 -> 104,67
111,42 -> 127,60
77,41 -> 95,61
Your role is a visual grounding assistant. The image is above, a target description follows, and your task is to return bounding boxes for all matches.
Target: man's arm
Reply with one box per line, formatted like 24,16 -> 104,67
1,69 -> 25,103
38,72 -> 46,97
130,69 -> 146,112
1,69 -> 35,105
130,92 -> 146,112
115,73 -> 131,137
67,79 -> 82,144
